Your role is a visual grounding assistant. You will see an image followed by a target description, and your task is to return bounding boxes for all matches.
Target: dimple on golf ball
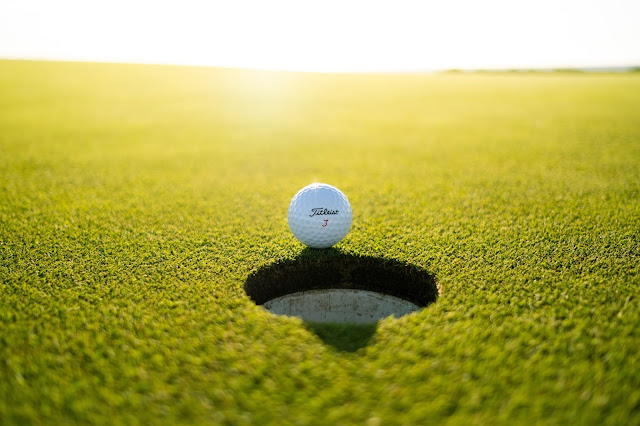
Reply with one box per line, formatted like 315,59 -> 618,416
287,183 -> 352,249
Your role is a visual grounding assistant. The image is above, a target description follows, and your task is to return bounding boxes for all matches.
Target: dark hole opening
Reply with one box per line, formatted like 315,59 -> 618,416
244,249 -> 439,351
245,249 -> 438,313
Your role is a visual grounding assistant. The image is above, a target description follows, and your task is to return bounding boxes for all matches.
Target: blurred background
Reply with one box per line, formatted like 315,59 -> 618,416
1,0 -> 639,72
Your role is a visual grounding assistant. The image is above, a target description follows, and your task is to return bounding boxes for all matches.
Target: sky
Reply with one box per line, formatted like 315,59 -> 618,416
0,0 -> 639,72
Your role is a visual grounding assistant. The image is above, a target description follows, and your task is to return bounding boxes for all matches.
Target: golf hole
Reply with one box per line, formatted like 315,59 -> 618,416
244,254 -> 439,324
262,289 -> 421,323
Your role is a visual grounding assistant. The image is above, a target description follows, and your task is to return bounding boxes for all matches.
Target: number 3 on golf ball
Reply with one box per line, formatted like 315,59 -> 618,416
287,183 -> 352,249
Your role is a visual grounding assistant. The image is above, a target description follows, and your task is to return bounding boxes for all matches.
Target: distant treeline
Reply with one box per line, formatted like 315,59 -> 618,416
442,67 -> 640,74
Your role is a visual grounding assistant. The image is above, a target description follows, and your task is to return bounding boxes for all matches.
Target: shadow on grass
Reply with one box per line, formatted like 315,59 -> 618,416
303,321 -> 378,353
244,247 -> 438,352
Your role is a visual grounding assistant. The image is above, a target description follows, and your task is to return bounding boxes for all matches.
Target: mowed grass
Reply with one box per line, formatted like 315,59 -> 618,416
1,60 -> 639,424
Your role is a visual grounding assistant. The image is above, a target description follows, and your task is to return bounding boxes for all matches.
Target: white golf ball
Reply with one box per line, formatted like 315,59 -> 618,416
287,183 -> 352,249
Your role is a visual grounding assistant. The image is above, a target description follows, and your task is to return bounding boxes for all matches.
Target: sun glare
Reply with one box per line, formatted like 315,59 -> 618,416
1,0 -> 639,71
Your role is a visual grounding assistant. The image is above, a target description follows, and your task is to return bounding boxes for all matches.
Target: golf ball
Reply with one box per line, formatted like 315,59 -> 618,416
288,183 -> 352,249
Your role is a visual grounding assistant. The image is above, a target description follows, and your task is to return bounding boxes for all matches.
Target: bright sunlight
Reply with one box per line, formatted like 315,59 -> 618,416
1,0 -> 639,72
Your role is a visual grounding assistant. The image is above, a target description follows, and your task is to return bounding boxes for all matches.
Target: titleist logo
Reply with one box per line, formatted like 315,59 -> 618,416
309,207 -> 339,217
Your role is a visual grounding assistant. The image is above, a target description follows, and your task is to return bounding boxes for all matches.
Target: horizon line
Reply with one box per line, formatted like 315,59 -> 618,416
1,56 -> 639,75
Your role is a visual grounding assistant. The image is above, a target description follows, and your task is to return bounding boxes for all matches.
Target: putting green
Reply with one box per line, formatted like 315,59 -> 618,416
1,60 -> 639,424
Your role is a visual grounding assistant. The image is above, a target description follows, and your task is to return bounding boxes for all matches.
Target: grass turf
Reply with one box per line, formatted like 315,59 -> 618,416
1,60 -> 639,424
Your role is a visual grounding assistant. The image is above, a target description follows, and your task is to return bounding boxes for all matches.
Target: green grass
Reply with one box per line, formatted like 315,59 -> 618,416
1,60 -> 639,425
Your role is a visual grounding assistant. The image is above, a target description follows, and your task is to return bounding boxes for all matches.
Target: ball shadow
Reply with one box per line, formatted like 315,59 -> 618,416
303,321 -> 378,353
